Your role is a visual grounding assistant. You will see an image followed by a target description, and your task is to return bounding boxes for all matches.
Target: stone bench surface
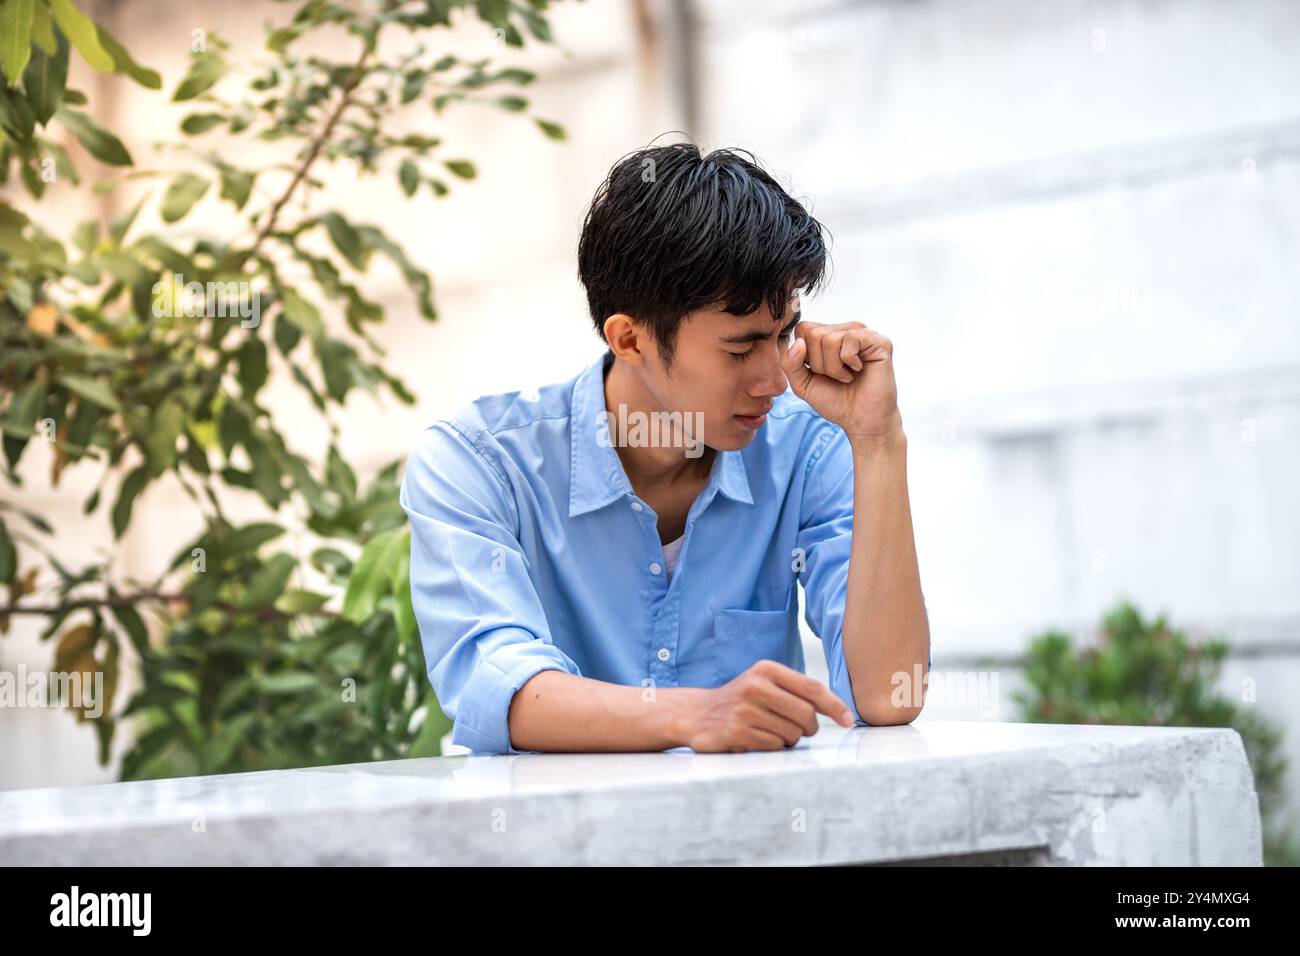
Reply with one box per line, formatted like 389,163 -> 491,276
0,721 -> 1261,865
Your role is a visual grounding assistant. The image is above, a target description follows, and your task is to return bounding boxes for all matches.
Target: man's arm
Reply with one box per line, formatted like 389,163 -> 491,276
507,671 -> 699,752
508,665 -> 854,752
401,420 -> 586,755
841,428 -> 930,724
781,320 -> 931,726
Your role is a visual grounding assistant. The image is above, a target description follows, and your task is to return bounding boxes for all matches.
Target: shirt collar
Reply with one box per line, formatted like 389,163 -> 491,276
569,349 -> 754,517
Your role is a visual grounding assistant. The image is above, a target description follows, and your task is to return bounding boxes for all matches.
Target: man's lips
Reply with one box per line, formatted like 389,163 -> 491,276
736,404 -> 773,417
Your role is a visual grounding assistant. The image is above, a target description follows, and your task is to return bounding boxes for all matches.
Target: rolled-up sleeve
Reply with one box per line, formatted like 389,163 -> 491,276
399,421 -> 581,755
796,421 -> 931,726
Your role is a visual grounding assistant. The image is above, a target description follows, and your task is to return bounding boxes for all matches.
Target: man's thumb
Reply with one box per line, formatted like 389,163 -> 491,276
781,337 -> 813,395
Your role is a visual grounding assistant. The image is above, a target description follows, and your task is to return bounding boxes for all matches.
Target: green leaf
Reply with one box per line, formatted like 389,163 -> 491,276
225,522 -> 284,556
94,22 -> 161,89
495,95 -> 528,112
29,1 -> 56,55
280,287 -> 323,340
145,399 -> 185,477
495,67 -> 535,85
408,694 -> 450,758
111,465 -> 148,538
20,509 -> 52,533
204,712 -> 255,768
444,159 -> 476,180
517,6 -> 553,43
218,165 -> 253,210
0,518 -> 17,583
1,0 -> 35,86
3,378 -> 46,431
313,337 -> 354,403
57,107 -> 133,165
318,211 -> 367,270
160,172 -> 208,222
354,224 -> 435,320
256,672 -> 319,694
98,250 -> 152,286
110,602 -> 149,656
247,435 -> 285,508
534,117 -> 566,142
311,547 -> 351,578
71,218 -> 97,254
393,539 -> 417,644
236,337 -> 267,396
326,444 -> 356,498
265,25 -> 303,54
58,374 -> 120,411
274,588 -> 329,615
25,34 -> 70,124
400,70 -> 425,104
172,53 -> 225,101
273,310 -> 301,355
180,112 -> 225,134
398,159 -> 418,197
49,0 -> 114,72
241,552 -> 296,608
342,528 -> 404,623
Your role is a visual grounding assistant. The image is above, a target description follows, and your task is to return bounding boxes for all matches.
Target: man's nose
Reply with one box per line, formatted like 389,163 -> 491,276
751,349 -> 788,397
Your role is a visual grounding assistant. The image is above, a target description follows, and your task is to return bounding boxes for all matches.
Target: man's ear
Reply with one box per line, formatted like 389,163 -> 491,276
603,313 -> 647,366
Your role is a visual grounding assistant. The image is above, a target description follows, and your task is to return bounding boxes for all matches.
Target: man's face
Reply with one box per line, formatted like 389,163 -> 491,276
645,295 -> 802,452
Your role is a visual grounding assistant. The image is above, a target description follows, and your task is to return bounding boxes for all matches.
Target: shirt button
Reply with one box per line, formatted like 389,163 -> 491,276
631,502 -> 644,512
657,648 -> 671,662
649,562 -> 662,575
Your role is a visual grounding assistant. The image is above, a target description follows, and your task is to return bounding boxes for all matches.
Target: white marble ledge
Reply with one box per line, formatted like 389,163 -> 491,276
0,721 -> 1262,866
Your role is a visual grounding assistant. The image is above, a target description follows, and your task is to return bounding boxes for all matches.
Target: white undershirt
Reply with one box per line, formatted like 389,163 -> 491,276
662,534 -> 685,579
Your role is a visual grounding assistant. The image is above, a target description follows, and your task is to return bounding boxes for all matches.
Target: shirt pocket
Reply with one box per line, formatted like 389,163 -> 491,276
710,585 -> 800,686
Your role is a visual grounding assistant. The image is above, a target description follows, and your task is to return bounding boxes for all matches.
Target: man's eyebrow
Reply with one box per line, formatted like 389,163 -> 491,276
720,310 -> 802,345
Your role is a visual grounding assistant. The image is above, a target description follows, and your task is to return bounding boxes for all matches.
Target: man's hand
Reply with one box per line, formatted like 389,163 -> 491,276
678,660 -> 856,752
779,320 -> 902,444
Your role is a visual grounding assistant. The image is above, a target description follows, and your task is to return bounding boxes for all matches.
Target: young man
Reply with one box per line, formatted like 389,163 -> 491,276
399,143 -> 930,756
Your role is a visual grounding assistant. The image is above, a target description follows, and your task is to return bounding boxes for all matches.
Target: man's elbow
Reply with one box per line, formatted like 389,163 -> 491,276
855,696 -> 925,726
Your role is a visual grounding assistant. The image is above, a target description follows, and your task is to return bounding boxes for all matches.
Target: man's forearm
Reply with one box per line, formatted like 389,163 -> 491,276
506,670 -> 705,752
842,427 -> 930,723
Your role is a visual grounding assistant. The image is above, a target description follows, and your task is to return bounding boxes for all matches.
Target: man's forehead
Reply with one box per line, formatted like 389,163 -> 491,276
697,293 -> 800,327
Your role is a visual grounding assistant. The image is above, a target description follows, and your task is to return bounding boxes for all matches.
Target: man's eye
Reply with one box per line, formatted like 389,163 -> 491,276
729,326 -> 796,361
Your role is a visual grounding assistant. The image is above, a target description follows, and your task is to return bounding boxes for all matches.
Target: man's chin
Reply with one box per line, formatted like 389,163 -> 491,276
706,430 -> 757,453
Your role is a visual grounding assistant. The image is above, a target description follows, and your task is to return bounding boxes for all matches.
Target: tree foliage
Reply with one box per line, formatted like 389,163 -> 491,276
0,0 -> 569,778
1012,599 -> 1296,866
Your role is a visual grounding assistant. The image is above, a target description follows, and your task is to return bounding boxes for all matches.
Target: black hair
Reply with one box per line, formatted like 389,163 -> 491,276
577,141 -> 831,370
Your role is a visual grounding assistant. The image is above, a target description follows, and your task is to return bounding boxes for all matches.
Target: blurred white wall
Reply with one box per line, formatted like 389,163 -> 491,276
3,0 -> 1297,832
687,0 -> 1300,821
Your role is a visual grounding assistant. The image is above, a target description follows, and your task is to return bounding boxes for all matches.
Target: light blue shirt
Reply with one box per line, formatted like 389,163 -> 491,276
399,348 -> 929,755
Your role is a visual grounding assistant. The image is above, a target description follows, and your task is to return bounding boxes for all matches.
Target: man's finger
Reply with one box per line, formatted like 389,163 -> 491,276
767,662 -> 855,726
751,679 -> 822,737
820,331 -> 856,383
840,332 -> 865,371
